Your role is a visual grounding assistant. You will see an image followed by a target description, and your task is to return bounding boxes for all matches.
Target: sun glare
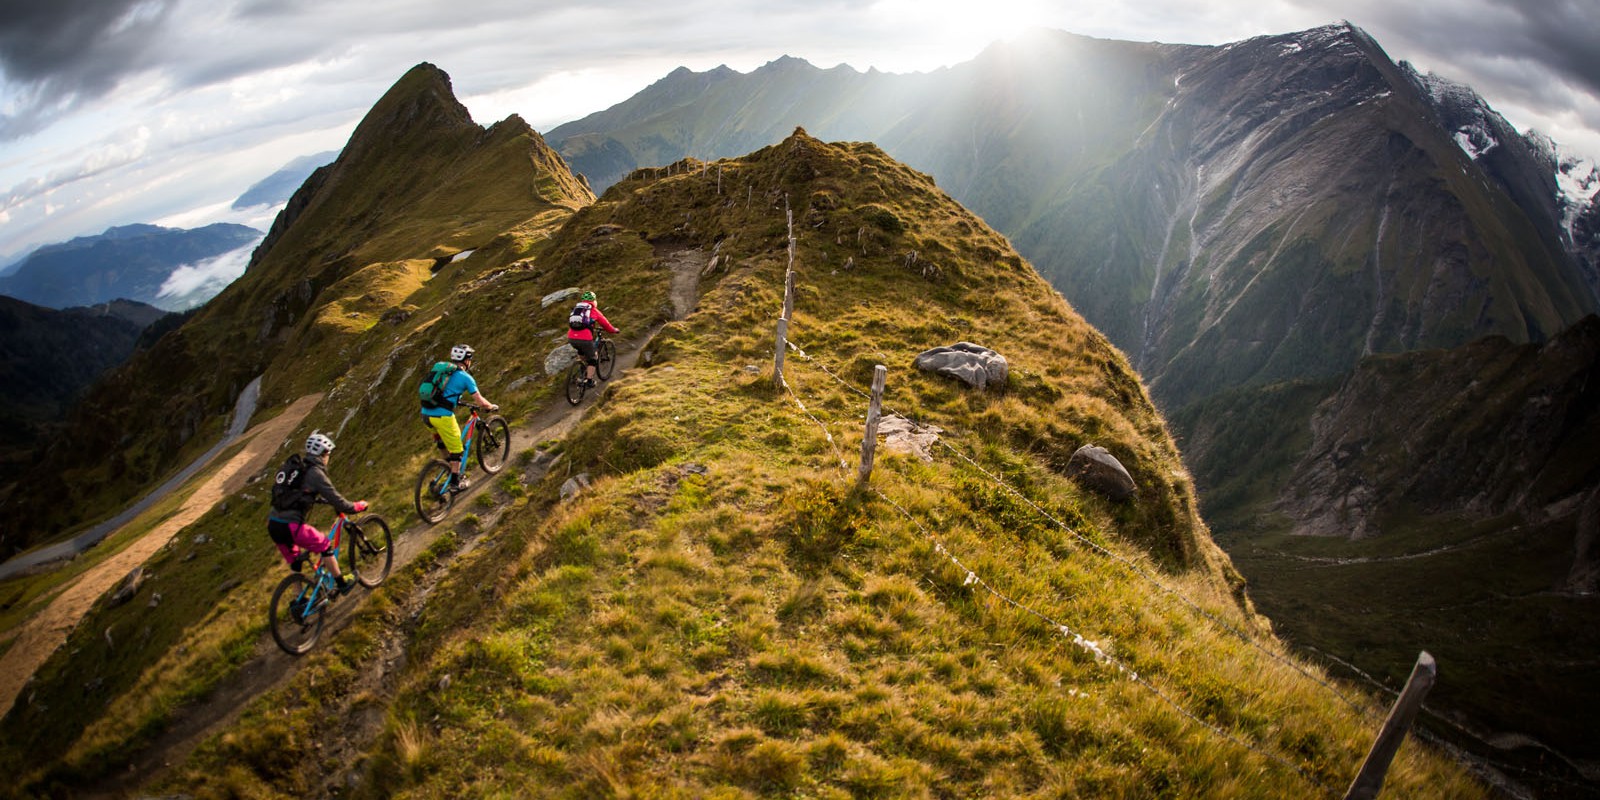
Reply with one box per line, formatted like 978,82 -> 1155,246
869,0 -> 1057,69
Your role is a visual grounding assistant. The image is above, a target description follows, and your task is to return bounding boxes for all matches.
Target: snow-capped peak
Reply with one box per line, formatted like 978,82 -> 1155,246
1529,129 -> 1599,237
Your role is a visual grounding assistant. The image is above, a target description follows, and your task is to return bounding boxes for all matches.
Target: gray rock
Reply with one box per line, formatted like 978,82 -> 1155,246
108,567 -> 145,607
540,287 -> 581,308
544,345 -> 579,375
913,342 -> 1008,389
560,473 -> 593,500
1066,445 -> 1137,501
878,415 -> 943,463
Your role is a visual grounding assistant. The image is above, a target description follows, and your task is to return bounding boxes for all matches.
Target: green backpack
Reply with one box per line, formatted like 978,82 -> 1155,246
419,361 -> 459,410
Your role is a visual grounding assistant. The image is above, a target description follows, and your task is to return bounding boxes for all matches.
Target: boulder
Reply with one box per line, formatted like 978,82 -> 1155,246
1066,445 -> 1137,501
540,287 -> 581,308
913,342 -> 1008,389
544,344 -> 580,375
108,567 -> 145,607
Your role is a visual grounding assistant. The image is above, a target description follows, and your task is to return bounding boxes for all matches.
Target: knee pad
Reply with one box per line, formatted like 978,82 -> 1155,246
446,451 -> 463,464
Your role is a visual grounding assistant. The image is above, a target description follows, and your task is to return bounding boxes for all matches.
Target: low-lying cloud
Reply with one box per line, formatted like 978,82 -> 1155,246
155,239 -> 257,308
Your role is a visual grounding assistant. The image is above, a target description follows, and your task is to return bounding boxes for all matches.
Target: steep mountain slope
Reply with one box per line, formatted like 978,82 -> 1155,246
0,62 -> 595,553
0,111 -> 1486,797
0,224 -> 262,310
546,25 -> 1598,412
1175,318 -> 1600,790
0,297 -> 171,534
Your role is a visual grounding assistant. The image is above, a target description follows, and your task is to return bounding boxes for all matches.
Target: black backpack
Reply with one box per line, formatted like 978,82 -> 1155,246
419,361 -> 459,410
271,454 -> 313,513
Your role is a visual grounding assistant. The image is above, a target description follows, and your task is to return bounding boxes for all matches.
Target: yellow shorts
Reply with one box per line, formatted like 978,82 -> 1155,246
426,413 -> 463,455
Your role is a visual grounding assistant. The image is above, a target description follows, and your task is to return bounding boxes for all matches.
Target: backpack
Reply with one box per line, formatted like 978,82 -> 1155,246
271,454 -> 313,513
569,301 -> 595,331
419,361 -> 459,410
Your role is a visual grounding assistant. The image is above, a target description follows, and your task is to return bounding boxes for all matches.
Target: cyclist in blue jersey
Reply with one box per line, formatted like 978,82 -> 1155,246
421,344 -> 498,492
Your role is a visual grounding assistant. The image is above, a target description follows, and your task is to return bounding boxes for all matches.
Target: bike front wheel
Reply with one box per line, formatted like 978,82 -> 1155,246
565,361 -> 586,406
270,573 -> 324,655
414,459 -> 454,523
478,416 -> 511,474
349,514 -> 393,587
596,339 -> 616,381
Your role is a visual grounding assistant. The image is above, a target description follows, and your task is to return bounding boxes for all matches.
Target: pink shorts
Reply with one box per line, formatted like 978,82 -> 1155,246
268,520 -> 330,566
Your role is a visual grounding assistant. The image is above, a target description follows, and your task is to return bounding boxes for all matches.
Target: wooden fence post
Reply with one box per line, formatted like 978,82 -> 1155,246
1344,651 -> 1437,800
773,316 -> 788,388
774,201 -> 798,389
858,365 -> 888,487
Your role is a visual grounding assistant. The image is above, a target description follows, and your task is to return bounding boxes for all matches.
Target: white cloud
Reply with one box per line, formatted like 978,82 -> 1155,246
156,240 -> 259,307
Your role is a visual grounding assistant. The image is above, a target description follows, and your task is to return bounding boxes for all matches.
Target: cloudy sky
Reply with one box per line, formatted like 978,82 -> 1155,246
1,0 -> 1597,266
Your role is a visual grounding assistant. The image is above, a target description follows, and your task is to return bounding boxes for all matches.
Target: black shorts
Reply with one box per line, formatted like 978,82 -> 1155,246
570,338 -> 598,366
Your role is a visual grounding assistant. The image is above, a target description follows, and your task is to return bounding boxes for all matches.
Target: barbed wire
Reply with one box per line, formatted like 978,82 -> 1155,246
784,337 -> 1375,721
774,370 -> 1337,795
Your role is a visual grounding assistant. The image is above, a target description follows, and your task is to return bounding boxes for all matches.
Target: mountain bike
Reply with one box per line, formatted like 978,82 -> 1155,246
414,402 -> 511,523
565,330 -> 616,406
268,507 -> 393,655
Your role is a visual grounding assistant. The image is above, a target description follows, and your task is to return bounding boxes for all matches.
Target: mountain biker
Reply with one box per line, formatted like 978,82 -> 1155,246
267,432 -> 367,595
421,344 -> 498,492
568,290 -> 619,388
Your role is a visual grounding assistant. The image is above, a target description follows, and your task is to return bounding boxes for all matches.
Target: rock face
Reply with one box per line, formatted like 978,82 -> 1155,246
913,342 -> 1008,389
1066,445 -> 1138,501
1278,315 -> 1600,539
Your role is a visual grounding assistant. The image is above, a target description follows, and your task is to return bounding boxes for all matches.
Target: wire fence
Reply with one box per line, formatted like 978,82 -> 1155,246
774,352 -> 1339,796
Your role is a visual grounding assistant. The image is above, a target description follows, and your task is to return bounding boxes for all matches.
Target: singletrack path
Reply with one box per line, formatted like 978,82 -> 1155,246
78,251 -> 706,797
0,393 -> 325,720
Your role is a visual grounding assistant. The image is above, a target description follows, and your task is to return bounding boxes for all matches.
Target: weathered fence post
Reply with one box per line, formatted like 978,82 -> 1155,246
858,365 -> 888,487
774,202 -> 797,389
1344,651 -> 1437,800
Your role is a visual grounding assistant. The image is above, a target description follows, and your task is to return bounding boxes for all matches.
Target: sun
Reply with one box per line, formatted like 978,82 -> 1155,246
867,0 -> 1059,69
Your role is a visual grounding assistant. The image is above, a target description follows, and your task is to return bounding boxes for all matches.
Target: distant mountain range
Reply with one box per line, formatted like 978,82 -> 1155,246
0,223 -> 262,311
547,26 -> 1599,411
231,150 -> 339,210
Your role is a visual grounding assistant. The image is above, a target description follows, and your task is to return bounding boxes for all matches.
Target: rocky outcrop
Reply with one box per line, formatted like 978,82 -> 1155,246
1278,315 -> 1600,538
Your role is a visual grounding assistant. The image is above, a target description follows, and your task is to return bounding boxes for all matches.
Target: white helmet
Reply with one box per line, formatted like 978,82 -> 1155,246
305,431 -> 336,457
450,344 -> 475,362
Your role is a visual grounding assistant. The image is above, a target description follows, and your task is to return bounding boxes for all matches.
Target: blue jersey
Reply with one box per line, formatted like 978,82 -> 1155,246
420,369 -> 479,417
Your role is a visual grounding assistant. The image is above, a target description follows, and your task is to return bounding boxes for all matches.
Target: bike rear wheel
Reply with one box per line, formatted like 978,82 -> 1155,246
414,459 -> 454,523
597,339 -> 616,380
349,514 -> 393,587
270,573 -> 324,655
565,361 -> 586,405
478,416 -> 511,474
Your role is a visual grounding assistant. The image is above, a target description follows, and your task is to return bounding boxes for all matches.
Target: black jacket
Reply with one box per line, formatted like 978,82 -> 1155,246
268,454 -> 359,523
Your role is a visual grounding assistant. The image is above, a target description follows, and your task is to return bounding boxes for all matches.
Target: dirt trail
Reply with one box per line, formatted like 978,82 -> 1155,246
0,393 -> 324,721
78,252 -> 706,797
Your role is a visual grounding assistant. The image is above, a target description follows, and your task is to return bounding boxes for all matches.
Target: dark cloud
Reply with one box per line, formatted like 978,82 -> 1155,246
0,0 -> 175,138
1500,0 -> 1600,96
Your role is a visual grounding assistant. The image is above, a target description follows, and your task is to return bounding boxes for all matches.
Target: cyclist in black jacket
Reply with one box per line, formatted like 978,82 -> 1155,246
266,432 -> 367,594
